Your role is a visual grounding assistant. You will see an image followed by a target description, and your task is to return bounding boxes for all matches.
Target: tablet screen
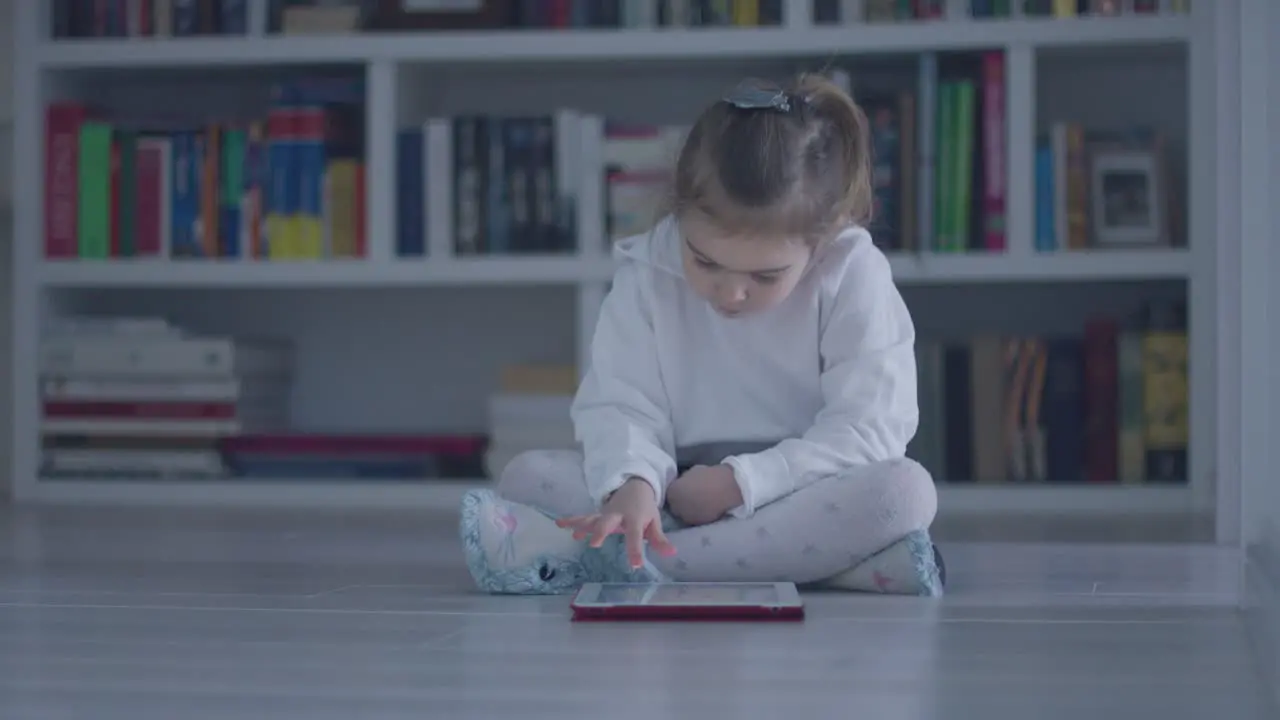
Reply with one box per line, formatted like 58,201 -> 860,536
592,582 -> 783,606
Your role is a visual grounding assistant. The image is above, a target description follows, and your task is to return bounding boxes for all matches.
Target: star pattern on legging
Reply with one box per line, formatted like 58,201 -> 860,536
700,536 -> 712,547
539,480 -> 555,493
735,558 -> 750,569
802,543 -> 818,556
675,559 -> 689,571
755,526 -> 772,539
823,501 -> 841,513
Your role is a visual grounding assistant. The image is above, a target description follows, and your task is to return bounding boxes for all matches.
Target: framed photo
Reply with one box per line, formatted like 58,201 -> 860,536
1089,150 -> 1164,246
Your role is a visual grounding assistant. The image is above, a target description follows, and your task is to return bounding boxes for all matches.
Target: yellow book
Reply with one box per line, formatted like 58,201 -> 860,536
732,0 -> 758,25
265,214 -> 287,260
297,213 -> 323,258
1141,330 -> 1189,481
1053,0 -> 1077,16
281,216 -> 304,259
326,160 -> 359,257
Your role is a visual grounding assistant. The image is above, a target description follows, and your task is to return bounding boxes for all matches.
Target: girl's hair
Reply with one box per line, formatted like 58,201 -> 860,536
666,73 -> 873,244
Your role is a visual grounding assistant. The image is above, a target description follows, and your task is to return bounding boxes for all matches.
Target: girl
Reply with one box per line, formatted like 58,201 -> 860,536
460,74 -> 943,596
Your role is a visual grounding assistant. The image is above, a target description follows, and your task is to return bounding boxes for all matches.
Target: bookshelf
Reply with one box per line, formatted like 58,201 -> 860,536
10,0 -> 1215,523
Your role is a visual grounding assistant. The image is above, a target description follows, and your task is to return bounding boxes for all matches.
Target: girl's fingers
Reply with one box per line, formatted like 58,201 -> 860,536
644,522 -> 678,557
589,515 -> 622,548
555,515 -> 592,529
559,515 -> 608,542
622,519 -> 646,568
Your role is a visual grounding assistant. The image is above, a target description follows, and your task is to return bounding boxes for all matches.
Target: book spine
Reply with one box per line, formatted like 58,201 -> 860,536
109,135 -> 122,256
1083,320 -> 1119,483
981,51 -> 1007,251
199,124 -> 221,256
134,136 -> 169,257
118,131 -> 140,257
453,116 -> 484,255
44,400 -> 238,420
295,104 -> 327,258
396,128 -> 425,257
77,122 -> 113,259
266,89 -> 296,259
898,91 -> 917,251
43,377 -> 243,400
244,121 -> 267,258
45,104 -> 89,258
485,119 -> 509,254
221,127 -> 246,259
952,81 -> 975,251
1043,338 -> 1086,483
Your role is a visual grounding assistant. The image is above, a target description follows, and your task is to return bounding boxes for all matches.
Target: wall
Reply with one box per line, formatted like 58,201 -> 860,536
1239,0 -> 1280,703
0,0 -> 12,501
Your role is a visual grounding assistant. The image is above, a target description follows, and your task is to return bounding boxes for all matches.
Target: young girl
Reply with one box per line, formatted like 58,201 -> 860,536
460,74 -> 943,596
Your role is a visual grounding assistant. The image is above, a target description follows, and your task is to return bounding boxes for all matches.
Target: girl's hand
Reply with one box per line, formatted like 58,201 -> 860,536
666,464 -> 744,527
556,478 -> 677,569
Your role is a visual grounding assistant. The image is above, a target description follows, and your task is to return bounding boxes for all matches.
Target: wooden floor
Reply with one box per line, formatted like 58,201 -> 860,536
0,504 -> 1274,720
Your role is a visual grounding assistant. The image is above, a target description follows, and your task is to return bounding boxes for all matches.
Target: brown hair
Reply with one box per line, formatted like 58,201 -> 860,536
666,73 -> 873,244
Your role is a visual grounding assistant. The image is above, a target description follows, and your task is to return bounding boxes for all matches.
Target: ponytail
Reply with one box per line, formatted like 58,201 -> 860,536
792,73 -> 875,229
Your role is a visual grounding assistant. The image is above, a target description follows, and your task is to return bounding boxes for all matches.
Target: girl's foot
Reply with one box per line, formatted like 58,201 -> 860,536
822,529 -> 945,596
459,489 -> 662,595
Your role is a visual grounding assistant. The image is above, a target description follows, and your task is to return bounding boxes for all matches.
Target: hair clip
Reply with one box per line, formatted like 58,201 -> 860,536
723,80 -> 792,113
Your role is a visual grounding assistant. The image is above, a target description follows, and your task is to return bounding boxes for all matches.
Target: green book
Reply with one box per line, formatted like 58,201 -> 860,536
953,81 -> 976,251
222,128 -> 247,256
934,83 -> 955,251
77,122 -> 113,259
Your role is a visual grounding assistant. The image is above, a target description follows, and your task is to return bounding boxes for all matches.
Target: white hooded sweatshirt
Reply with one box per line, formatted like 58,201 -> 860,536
570,217 -> 919,519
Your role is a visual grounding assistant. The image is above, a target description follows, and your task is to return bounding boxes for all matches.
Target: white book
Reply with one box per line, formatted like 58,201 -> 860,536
39,336 -> 293,378
43,449 -> 227,476
425,118 -> 453,258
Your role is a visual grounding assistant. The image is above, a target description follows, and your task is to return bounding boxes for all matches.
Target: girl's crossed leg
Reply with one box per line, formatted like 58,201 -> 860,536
460,449 -> 943,596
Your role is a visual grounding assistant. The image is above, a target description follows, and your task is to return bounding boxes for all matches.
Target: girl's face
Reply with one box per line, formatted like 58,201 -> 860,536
679,215 -> 813,318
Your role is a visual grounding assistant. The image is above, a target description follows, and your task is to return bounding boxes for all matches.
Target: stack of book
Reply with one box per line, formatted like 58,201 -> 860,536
43,76 -> 366,262
485,364 -> 579,479
51,0 -> 250,38
39,316 -> 294,480
908,299 -> 1189,485
395,111 -> 599,258
602,123 -> 686,246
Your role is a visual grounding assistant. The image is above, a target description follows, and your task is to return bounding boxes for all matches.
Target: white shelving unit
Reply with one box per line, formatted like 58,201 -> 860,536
8,0 -> 1215,520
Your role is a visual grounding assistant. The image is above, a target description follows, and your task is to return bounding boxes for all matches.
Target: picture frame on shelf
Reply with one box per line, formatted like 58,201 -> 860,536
270,1 -> 372,35
1089,149 -> 1165,247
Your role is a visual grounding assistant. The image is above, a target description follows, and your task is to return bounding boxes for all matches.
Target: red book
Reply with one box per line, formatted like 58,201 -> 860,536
981,51 -> 1007,252
44,103 -> 89,259
43,401 -> 237,420
221,433 -> 486,456
134,138 -> 168,257
1083,319 -> 1119,483
138,0 -> 153,35
109,139 -> 122,257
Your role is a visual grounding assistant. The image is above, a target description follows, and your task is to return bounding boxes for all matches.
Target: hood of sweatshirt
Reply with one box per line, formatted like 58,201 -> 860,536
611,216 -> 685,278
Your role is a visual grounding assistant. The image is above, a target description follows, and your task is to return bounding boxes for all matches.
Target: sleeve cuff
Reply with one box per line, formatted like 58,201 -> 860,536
723,449 -> 792,518
590,461 -> 666,509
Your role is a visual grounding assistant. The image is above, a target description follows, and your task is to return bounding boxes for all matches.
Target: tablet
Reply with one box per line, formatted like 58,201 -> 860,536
570,581 -> 804,621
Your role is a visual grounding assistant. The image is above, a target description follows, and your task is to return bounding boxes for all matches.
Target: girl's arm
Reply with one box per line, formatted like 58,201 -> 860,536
723,241 -> 919,518
571,262 -> 678,508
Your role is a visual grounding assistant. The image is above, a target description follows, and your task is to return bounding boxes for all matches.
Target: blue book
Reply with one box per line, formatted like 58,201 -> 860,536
1034,143 -> 1055,252
397,128 -> 425,257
